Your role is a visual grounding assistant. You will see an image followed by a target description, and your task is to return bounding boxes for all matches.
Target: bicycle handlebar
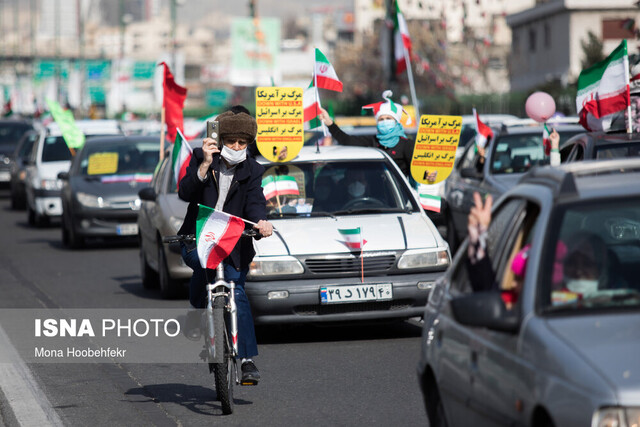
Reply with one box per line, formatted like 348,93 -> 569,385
162,228 -> 258,244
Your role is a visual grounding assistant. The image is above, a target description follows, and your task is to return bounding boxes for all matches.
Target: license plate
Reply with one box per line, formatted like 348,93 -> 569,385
0,171 -> 10,182
116,223 -> 138,236
320,283 -> 393,304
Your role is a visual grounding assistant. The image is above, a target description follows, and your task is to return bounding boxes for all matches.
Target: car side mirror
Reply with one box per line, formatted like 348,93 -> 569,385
450,292 -> 519,333
138,187 -> 157,202
57,171 -> 69,180
460,167 -> 482,180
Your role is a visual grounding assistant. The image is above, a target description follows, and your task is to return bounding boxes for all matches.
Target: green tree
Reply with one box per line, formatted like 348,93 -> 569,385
581,31 -> 605,69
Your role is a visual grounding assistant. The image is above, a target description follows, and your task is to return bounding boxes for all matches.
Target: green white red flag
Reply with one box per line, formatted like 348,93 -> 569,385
542,123 -> 551,156
473,108 -> 493,149
196,205 -> 245,269
576,39 -> 630,132
171,128 -> 192,190
262,174 -> 300,200
420,194 -> 441,213
314,48 -> 343,92
393,2 -> 412,75
339,227 -> 367,250
303,81 -> 322,130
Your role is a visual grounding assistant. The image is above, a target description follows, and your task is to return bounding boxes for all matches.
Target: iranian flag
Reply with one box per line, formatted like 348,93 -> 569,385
393,1 -> 412,75
171,128 -> 192,190
576,39 -> 630,132
542,123 -> 551,156
314,48 -> 343,92
420,194 -> 441,213
262,175 -> 300,200
303,81 -> 322,129
339,227 -> 367,250
473,108 -> 494,149
196,205 -> 245,269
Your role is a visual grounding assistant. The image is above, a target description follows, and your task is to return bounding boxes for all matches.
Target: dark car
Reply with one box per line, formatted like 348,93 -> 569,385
0,119 -> 35,186
418,158 -> 640,427
59,136 -> 160,248
444,124 -> 584,252
560,131 -> 640,162
9,129 -> 40,209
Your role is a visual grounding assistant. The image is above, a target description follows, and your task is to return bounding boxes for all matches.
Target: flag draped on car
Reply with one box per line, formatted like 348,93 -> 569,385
314,48 -> 343,92
473,108 -> 493,149
303,81 -> 322,130
393,1 -> 412,75
576,39 -> 630,132
159,62 -> 187,143
196,205 -> 245,269
420,193 -> 442,213
171,129 -> 192,191
262,175 -> 300,200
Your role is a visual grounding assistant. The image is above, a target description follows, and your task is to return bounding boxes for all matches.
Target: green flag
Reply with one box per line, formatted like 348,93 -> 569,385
45,99 -> 85,149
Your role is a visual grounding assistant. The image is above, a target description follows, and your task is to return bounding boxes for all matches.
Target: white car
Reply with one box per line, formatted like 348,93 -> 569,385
247,145 -> 451,324
25,120 -> 122,226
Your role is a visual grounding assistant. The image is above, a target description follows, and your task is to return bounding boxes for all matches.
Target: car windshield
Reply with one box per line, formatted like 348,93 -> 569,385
491,130 -> 581,174
595,141 -> 640,159
78,140 -> 159,179
0,123 -> 31,156
262,160 -> 418,219
42,136 -> 73,162
542,198 -> 640,313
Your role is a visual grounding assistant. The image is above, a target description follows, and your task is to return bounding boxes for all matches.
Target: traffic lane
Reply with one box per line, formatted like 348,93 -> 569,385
0,192 -> 429,425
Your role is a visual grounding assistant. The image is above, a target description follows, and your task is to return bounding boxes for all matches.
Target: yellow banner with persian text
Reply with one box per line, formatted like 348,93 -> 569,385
255,87 -> 304,162
410,114 -> 462,185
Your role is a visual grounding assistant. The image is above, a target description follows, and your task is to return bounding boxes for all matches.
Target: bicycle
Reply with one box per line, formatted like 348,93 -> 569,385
164,229 -> 257,415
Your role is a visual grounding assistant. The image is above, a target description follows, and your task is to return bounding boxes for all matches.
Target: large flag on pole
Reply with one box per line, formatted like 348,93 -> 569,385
314,48 -> 343,92
473,108 -> 494,149
576,39 -> 630,132
159,62 -> 187,143
393,1 -> 412,75
196,205 -> 245,269
171,128 -> 192,191
303,80 -> 323,129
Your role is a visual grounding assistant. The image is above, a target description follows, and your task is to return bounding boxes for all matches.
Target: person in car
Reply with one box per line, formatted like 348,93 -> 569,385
177,107 -> 273,385
317,90 -> 414,177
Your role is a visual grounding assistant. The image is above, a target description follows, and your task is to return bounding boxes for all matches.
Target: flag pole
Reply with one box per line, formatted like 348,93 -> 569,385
404,46 -> 420,121
198,203 -> 262,227
624,45 -> 633,134
160,106 -> 166,160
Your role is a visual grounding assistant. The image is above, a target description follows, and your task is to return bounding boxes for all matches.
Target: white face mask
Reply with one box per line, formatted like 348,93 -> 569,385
566,279 -> 599,295
221,145 -> 247,165
348,181 -> 366,198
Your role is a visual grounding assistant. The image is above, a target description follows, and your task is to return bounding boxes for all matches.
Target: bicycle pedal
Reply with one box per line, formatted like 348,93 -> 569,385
240,379 -> 258,386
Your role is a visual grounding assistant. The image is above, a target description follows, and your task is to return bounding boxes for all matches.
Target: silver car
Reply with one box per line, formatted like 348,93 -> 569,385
418,159 -> 640,426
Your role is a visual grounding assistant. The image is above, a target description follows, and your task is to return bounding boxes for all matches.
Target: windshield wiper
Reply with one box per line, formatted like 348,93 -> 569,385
267,211 -> 337,219
333,207 -> 410,215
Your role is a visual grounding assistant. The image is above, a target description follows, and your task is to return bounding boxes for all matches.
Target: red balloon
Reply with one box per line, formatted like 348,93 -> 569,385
525,92 -> 556,122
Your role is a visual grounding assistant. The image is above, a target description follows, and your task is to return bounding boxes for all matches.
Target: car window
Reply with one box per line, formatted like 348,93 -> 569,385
571,143 -> 584,161
42,136 -> 73,162
595,142 -> 640,160
154,157 -> 169,193
490,134 -> 545,174
264,159 -> 419,218
459,143 -> 479,170
0,123 -> 31,155
541,197 -> 640,312
16,132 -> 37,158
77,140 -> 159,179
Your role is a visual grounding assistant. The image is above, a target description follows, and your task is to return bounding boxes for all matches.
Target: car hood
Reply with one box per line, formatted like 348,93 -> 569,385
255,213 -> 440,256
37,161 -> 71,180
71,176 -> 150,198
546,314 -> 640,403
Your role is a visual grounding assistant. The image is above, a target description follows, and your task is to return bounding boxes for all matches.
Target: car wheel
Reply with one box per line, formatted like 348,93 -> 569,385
446,213 -> 458,255
158,242 -> 181,299
140,238 -> 159,289
63,213 -> 84,249
424,377 -> 448,427
27,206 -> 36,226
10,191 -> 25,210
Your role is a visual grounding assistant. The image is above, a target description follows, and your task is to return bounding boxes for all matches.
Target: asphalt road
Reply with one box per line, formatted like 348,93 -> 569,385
0,188 -> 429,426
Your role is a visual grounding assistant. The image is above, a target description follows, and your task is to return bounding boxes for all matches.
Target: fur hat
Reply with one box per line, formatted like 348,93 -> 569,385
216,111 -> 257,142
361,90 -> 412,125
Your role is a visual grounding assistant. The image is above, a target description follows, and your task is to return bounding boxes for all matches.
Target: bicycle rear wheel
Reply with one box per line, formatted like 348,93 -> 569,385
212,295 -> 234,415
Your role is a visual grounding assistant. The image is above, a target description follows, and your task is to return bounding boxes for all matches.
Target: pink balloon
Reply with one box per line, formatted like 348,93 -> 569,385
525,92 -> 556,122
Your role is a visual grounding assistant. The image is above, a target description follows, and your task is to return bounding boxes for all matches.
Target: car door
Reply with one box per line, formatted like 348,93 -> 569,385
466,199 -> 539,426
139,157 -> 169,268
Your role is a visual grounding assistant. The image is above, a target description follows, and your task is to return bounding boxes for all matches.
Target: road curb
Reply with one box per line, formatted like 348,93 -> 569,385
0,322 -> 64,427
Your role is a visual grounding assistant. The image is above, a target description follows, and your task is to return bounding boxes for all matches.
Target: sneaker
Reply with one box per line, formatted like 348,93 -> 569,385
240,361 -> 260,385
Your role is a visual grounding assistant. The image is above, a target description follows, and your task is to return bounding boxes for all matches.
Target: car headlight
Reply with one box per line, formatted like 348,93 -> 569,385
41,179 -> 62,190
2,156 -> 10,165
76,192 -> 107,208
170,216 -> 184,232
592,407 -> 640,427
397,248 -> 450,269
248,256 -> 304,277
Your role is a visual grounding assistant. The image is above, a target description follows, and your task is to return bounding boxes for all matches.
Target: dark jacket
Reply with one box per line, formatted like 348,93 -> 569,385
327,122 -> 414,176
177,147 -> 267,270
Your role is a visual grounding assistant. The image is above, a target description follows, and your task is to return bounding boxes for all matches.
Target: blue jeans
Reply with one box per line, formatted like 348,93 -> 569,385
181,243 -> 259,359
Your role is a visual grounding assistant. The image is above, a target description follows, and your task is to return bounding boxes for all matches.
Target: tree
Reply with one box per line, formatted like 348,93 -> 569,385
581,31 -> 605,70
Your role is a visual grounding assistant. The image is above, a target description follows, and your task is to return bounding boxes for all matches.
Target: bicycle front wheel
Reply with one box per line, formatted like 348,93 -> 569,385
212,295 -> 234,415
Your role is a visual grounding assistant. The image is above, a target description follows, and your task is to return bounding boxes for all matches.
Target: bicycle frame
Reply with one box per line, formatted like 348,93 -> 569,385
205,263 -> 238,362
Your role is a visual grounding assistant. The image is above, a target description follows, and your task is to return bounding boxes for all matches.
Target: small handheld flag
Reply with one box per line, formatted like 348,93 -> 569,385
196,205 -> 245,269
171,128 -> 193,190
